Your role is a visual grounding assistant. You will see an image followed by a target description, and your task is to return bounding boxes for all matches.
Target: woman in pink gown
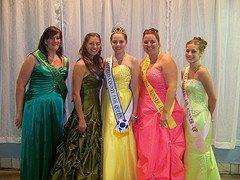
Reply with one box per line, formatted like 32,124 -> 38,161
134,28 -> 185,180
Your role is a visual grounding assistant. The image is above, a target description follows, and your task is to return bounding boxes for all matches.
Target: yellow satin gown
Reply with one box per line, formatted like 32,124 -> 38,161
101,65 -> 137,180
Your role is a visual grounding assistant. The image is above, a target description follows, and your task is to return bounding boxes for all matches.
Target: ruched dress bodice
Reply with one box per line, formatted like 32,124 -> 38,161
25,64 -> 68,101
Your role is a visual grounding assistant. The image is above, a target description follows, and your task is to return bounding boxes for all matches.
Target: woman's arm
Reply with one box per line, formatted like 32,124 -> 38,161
100,58 -> 107,105
15,55 -> 36,128
161,55 -> 178,127
72,60 -> 87,133
130,57 -> 139,122
198,67 -> 217,116
66,58 -> 70,70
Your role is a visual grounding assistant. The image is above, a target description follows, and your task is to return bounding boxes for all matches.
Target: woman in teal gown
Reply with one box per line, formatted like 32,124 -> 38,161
15,26 -> 68,180
181,37 -> 220,180
49,33 -> 103,179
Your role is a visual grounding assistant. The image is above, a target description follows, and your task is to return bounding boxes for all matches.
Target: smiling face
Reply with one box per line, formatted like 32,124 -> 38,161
185,43 -> 202,64
111,33 -> 127,54
44,33 -> 61,52
86,36 -> 101,58
143,34 -> 160,56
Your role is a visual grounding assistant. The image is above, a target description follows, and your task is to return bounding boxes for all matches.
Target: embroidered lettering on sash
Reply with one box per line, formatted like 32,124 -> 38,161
105,56 -> 133,138
142,55 -> 177,129
183,66 -> 210,152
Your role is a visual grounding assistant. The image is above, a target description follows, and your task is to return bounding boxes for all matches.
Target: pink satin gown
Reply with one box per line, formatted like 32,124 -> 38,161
134,68 -> 185,180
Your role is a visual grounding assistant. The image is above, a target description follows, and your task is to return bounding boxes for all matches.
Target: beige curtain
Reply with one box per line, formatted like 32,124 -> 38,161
1,0 -> 240,150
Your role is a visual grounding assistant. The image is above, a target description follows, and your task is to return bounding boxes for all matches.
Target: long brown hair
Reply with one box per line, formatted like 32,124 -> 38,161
38,26 -> 63,59
79,33 -> 103,74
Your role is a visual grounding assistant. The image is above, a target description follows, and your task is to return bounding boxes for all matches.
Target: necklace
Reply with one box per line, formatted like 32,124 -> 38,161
114,53 -> 126,65
150,51 -> 161,64
48,55 -> 59,63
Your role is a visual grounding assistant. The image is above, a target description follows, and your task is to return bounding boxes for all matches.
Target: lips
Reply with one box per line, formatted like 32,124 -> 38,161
145,47 -> 155,53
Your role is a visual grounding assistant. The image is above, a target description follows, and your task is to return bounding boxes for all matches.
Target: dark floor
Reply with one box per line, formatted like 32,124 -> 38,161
0,169 -> 240,180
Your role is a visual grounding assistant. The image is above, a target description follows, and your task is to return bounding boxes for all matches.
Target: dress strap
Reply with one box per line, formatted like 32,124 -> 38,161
63,56 -> 68,66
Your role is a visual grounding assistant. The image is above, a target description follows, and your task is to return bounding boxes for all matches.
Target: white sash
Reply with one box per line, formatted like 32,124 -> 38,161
183,66 -> 210,152
105,56 -> 133,138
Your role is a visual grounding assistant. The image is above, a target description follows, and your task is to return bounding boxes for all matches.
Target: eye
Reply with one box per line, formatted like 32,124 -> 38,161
150,40 -> 156,44
143,41 -> 148,44
143,40 -> 156,44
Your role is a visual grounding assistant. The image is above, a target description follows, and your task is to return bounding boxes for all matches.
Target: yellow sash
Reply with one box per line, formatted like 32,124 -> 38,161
142,55 -> 177,129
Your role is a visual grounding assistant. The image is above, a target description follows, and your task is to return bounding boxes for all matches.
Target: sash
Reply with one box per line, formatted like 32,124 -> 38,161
183,66 -> 210,152
105,56 -> 133,138
32,49 -> 68,100
142,55 -> 177,129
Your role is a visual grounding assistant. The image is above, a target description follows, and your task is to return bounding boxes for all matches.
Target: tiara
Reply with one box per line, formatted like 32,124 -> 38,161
111,24 -> 126,35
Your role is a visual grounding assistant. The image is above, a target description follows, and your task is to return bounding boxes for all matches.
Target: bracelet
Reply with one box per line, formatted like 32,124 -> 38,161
131,114 -> 138,119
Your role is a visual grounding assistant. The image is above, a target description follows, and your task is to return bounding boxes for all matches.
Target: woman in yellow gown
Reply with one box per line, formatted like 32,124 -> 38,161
101,25 -> 139,180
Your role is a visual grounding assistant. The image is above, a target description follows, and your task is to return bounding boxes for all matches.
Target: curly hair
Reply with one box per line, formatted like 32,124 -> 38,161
79,33 -> 103,74
186,37 -> 207,53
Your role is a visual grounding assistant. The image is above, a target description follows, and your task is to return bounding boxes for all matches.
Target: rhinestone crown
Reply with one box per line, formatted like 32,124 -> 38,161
111,24 -> 126,35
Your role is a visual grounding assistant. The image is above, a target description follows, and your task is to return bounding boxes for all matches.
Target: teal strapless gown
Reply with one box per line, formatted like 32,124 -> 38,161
49,74 -> 102,180
183,79 -> 220,180
20,57 -> 68,180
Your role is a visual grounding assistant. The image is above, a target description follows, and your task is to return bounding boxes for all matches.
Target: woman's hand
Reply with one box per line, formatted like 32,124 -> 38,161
160,111 -> 169,127
160,118 -> 168,127
15,113 -> 22,128
129,113 -> 138,125
78,119 -> 87,133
